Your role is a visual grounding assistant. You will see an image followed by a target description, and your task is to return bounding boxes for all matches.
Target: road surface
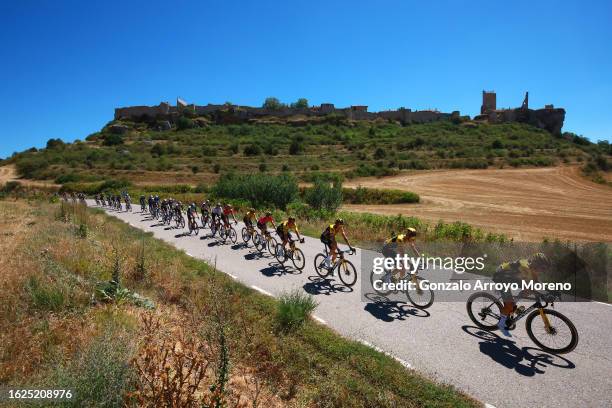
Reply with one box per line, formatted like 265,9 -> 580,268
91,202 -> 612,408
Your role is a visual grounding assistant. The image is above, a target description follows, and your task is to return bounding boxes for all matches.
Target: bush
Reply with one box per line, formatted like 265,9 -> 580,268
276,290 -> 317,331
103,134 -> 124,146
212,173 -> 298,209
304,173 -> 343,211
289,140 -> 304,155
16,157 -> 49,178
243,144 -> 261,156
176,116 -> 194,130
262,97 -> 285,110
343,186 -> 420,204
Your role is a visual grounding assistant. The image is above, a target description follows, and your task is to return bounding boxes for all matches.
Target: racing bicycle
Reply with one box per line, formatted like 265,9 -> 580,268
313,247 -> 357,287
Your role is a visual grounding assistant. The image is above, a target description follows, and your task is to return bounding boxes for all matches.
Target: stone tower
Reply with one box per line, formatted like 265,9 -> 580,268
481,91 -> 496,114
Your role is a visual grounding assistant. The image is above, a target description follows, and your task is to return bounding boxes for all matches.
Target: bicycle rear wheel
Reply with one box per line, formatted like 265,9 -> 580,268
466,292 -> 503,330
291,248 -> 305,271
314,254 -> 330,278
253,233 -> 265,253
228,227 -> 237,243
370,270 -> 392,296
241,228 -> 251,244
337,260 -> 357,287
526,309 -> 578,354
274,244 -> 287,264
405,276 -> 434,309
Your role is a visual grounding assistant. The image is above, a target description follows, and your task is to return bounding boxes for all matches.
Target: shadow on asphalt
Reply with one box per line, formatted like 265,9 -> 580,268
260,262 -> 297,277
461,325 -> 576,376
303,275 -> 353,296
362,292 -> 430,322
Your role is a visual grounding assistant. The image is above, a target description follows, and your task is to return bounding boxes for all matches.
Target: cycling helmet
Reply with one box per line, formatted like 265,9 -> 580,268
335,218 -> 344,225
288,217 -> 296,222
406,227 -> 417,237
265,211 -> 272,216
249,208 -> 255,212
529,253 -> 551,269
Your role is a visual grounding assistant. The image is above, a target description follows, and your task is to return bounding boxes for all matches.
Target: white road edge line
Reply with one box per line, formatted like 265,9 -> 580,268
594,301 -> 612,307
227,273 -> 238,280
485,403 -> 497,408
313,315 -> 327,325
251,285 -> 273,297
358,339 -> 413,369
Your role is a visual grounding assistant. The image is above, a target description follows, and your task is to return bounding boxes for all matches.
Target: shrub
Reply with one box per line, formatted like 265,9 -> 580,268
176,116 -> 194,130
213,163 -> 221,173
304,173 -> 343,211
276,290 -> 317,331
343,186 -> 420,204
103,134 -> 124,146
16,157 -> 49,178
212,173 -> 298,209
289,140 -> 304,155
46,138 -> 65,149
243,144 -> 261,156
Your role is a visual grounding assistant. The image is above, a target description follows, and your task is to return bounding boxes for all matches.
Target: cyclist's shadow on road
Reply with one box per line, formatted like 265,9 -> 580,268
462,325 -> 575,376
260,262 -> 297,277
363,293 -> 430,322
302,275 -> 353,296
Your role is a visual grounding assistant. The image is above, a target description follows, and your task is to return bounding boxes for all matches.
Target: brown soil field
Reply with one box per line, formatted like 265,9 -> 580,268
344,166 -> 612,242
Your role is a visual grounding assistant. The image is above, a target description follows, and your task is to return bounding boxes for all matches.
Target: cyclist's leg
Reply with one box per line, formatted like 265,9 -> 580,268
497,289 -> 514,336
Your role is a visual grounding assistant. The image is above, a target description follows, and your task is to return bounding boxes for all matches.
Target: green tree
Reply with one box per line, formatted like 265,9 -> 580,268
263,97 -> 285,110
290,98 -> 309,109
305,173 -> 343,212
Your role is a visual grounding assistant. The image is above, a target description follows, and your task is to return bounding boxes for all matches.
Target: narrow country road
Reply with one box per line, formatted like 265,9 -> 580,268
91,202 -> 612,408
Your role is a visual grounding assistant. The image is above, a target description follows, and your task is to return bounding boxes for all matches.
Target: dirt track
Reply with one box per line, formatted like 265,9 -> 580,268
345,166 -> 612,242
0,165 -> 58,188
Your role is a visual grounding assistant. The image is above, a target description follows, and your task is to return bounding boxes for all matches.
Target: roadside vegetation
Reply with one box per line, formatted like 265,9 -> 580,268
3,115 -> 610,185
0,199 -> 479,407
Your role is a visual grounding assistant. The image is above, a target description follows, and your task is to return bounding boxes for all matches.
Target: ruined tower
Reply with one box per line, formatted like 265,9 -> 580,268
481,91 -> 496,114
521,91 -> 529,109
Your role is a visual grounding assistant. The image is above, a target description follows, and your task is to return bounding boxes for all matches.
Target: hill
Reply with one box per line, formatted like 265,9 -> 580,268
3,115 -> 610,186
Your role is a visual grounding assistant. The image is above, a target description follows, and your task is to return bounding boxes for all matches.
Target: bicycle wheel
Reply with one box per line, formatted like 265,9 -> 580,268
526,309 -> 578,354
229,227 -> 237,243
267,237 -> 277,256
313,254 -> 330,278
193,223 -> 199,235
180,217 -> 185,228
219,225 -> 227,242
275,244 -> 286,264
210,222 -> 218,237
291,248 -> 306,271
370,269 -> 392,296
241,228 -> 251,244
466,292 -> 503,330
405,275 -> 434,309
253,233 -> 265,252
337,259 -> 357,287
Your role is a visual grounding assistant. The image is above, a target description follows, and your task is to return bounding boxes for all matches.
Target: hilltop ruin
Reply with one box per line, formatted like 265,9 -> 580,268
114,91 -> 565,134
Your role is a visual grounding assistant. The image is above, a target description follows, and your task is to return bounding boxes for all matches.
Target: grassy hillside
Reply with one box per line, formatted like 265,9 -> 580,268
4,115 -> 610,185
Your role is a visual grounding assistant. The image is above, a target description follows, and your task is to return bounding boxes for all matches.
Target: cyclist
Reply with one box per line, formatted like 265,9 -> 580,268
211,203 -> 223,228
494,252 -> 550,337
381,227 -> 420,282
276,217 -> 304,251
140,195 -> 146,212
321,219 -> 354,269
243,208 -> 257,231
186,202 -> 198,229
221,203 -> 238,228
257,211 -> 276,236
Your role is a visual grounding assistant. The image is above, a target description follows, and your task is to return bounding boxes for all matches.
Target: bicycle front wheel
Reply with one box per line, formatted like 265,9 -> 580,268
267,237 -> 277,256
370,269 -> 392,296
291,248 -> 305,271
405,276 -> 434,309
466,292 -> 503,330
526,309 -> 578,354
337,260 -> 357,287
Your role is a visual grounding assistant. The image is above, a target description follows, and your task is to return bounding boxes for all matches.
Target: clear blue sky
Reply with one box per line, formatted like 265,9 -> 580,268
1,0 -> 611,158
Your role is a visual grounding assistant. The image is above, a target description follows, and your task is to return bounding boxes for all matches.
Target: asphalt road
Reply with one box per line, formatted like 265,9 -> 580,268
91,202 -> 612,408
